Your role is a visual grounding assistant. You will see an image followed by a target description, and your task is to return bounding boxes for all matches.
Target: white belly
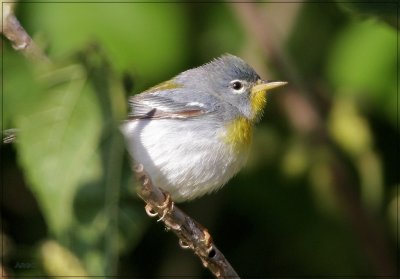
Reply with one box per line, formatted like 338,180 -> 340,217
121,119 -> 249,202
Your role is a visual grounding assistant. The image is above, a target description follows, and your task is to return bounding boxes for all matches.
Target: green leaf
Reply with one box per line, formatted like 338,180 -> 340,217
2,47 -> 42,128
9,49 -> 146,275
15,63 -> 103,236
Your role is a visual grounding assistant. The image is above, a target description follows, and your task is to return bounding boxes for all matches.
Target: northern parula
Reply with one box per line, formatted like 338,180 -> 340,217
121,54 -> 286,202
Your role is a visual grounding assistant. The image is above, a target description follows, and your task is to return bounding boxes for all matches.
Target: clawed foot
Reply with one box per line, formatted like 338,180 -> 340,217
156,192 -> 174,221
144,191 -> 174,222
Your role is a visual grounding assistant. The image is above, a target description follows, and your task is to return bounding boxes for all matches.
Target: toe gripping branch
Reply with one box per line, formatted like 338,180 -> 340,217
134,164 -> 240,279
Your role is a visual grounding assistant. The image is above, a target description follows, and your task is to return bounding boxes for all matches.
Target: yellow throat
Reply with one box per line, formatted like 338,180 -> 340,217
223,92 -> 266,150
225,117 -> 253,151
250,88 -> 268,121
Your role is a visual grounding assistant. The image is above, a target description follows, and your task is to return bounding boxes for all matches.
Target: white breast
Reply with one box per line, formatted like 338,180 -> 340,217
121,119 -> 249,202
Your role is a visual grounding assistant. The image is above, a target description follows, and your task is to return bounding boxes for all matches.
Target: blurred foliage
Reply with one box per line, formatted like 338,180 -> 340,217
337,0 -> 398,29
17,2 -> 189,93
2,2 -> 398,278
327,19 -> 397,124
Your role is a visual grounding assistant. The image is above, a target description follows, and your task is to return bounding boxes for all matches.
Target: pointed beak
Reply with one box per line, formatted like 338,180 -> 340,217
252,80 -> 288,94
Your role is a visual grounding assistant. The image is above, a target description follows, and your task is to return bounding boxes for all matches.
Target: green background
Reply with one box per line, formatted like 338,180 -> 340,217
2,1 -> 398,278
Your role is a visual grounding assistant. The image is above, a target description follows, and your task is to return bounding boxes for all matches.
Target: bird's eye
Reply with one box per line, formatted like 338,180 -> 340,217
231,80 -> 243,91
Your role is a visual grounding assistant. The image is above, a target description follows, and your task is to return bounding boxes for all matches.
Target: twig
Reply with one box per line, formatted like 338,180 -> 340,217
1,3 -> 49,144
2,128 -> 18,144
134,164 -> 240,279
1,2 -> 50,63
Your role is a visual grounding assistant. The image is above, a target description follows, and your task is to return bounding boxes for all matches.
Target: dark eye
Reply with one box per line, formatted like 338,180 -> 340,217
231,80 -> 243,90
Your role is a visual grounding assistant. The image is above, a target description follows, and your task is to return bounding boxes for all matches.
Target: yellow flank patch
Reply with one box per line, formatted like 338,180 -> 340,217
224,117 -> 253,151
144,80 -> 181,94
250,89 -> 267,120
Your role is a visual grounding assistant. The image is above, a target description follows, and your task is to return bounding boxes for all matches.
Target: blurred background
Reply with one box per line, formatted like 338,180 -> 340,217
1,1 -> 398,278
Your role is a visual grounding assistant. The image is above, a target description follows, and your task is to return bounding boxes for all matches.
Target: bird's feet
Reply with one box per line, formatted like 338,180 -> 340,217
144,191 -> 174,222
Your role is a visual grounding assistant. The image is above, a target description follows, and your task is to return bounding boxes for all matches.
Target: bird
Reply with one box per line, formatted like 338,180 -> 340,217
121,54 -> 286,202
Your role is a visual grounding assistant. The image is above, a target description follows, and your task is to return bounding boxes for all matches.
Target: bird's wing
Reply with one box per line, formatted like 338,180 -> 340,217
128,93 -> 209,120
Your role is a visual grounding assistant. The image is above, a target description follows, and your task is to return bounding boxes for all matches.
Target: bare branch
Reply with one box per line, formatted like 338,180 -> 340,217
1,2 -> 50,63
134,164 -> 240,279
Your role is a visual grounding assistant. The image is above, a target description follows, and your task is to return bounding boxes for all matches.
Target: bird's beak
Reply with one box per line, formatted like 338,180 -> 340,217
252,80 -> 288,94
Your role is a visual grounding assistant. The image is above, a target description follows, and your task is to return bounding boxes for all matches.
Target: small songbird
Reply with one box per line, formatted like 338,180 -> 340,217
121,54 -> 286,202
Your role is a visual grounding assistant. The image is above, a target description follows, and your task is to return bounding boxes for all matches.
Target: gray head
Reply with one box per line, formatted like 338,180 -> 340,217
175,54 -> 286,122
202,54 -> 261,85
